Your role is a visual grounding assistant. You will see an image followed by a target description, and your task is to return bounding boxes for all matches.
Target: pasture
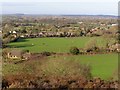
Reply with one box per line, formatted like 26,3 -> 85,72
50,53 -> 118,80
8,37 -> 115,53
5,37 -> 118,80
3,53 -> 118,80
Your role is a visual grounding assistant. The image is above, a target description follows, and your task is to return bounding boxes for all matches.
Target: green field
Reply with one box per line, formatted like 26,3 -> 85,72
3,53 -> 118,80
8,37 -> 115,53
49,53 -> 118,80
5,37 -> 118,80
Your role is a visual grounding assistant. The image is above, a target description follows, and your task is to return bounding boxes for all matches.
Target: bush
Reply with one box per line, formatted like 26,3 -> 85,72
22,49 -> 30,54
85,39 -> 100,52
39,59 -> 92,79
41,51 -> 51,56
70,47 -> 80,55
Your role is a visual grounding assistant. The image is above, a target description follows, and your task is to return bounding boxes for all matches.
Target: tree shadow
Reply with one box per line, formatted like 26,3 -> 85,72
8,38 -> 31,48
7,44 -> 34,48
12,38 -> 29,43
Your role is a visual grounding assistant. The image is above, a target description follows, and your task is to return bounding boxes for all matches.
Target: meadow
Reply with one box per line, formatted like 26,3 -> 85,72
3,53 -> 118,80
49,53 -> 118,80
8,37 -> 115,53
4,37 -> 118,80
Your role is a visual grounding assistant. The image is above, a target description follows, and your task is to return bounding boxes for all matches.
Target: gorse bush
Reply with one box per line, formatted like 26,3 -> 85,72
41,51 -> 51,56
39,59 -> 92,79
70,47 -> 80,55
2,73 -> 118,88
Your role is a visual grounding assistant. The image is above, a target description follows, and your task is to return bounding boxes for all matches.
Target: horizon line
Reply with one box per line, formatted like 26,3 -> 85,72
1,13 -> 118,16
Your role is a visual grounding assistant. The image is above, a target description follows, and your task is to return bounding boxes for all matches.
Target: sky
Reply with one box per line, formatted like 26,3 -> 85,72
0,0 -> 119,16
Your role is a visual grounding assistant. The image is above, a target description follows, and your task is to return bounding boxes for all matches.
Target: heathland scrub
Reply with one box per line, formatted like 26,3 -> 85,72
3,53 -> 118,80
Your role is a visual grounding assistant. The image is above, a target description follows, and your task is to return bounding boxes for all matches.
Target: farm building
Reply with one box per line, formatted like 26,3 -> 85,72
7,49 -> 22,59
7,49 -> 31,60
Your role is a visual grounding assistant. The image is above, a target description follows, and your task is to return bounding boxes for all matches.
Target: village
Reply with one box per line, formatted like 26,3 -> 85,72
2,15 -> 119,89
2,15 -> 119,61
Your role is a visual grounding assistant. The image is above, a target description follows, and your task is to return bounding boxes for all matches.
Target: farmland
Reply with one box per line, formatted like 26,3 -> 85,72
8,37 -> 115,53
3,53 -> 118,80
2,15 -> 119,88
4,37 -> 118,80
49,53 -> 118,80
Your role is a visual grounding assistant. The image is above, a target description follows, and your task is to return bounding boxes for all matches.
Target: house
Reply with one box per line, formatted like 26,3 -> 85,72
13,31 -> 17,34
78,22 -> 83,24
115,43 -> 120,52
109,43 -> 120,52
7,49 -> 31,60
0,30 -> 2,33
111,24 -> 118,26
12,34 -> 17,38
20,35 -> 25,38
7,49 -> 22,59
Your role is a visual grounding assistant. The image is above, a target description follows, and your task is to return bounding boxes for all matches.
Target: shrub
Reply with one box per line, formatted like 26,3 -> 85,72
70,47 -> 80,55
85,39 -> 97,49
39,59 -> 92,79
85,39 -> 100,52
41,51 -> 51,56
22,49 -> 30,54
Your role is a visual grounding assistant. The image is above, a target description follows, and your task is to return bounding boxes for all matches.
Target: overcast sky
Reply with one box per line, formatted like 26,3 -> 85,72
1,0 -> 119,15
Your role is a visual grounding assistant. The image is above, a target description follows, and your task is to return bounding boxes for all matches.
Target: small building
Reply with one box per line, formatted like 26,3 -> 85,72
109,43 -> 120,52
7,50 -> 22,59
13,31 -> 17,34
20,35 -> 25,38
115,43 -> 120,52
78,22 -> 83,24
111,24 -> 118,26
7,49 -> 31,60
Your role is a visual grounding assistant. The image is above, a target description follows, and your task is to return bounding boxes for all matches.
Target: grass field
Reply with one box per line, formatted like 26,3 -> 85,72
5,37 -> 118,80
8,37 -> 115,53
3,53 -> 118,80
49,53 -> 118,80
